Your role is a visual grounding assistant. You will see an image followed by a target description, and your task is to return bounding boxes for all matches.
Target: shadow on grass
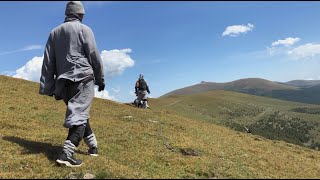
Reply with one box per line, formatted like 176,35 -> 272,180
2,136 -> 62,162
124,102 -> 152,110
75,149 -> 88,155
123,102 -> 136,108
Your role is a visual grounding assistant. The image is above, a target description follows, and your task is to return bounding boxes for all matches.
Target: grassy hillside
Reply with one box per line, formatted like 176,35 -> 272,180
1,75 -> 320,178
150,90 -> 320,149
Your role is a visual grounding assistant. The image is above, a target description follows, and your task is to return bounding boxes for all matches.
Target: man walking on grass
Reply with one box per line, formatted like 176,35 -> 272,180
39,1 -> 105,167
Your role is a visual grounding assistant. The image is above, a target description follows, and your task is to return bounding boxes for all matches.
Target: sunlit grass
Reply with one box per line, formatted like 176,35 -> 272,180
1,75 -> 320,178
150,90 -> 320,149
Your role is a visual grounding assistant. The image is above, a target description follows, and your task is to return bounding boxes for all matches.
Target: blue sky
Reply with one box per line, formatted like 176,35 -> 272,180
1,1 -> 320,102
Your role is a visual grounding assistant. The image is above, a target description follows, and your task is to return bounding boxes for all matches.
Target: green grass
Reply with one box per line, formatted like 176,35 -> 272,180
1,75 -> 320,178
150,90 -> 320,149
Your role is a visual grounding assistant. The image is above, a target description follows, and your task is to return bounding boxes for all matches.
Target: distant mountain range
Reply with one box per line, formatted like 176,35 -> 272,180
283,80 -> 320,87
162,78 -> 320,105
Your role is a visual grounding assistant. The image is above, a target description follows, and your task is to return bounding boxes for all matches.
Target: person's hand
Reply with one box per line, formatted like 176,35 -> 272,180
98,83 -> 105,92
147,90 -> 150,94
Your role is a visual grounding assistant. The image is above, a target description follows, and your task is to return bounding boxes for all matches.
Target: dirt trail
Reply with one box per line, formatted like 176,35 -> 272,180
161,100 -> 182,108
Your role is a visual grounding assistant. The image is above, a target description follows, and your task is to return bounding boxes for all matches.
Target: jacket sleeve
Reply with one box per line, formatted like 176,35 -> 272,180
39,33 -> 56,96
82,26 -> 104,86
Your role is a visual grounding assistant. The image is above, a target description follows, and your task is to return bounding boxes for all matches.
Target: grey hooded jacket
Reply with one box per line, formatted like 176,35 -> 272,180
39,15 -> 104,97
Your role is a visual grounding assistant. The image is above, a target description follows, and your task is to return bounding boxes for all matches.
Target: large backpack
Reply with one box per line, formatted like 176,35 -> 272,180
139,78 -> 147,91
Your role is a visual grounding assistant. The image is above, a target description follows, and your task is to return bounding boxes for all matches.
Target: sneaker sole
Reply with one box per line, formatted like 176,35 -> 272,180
56,159 -> 82,167
89,154 -> 99,157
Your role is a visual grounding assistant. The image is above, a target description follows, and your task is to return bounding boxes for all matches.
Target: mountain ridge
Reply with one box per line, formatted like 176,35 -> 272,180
162,78 -> 298,97
161,78 -> 320,105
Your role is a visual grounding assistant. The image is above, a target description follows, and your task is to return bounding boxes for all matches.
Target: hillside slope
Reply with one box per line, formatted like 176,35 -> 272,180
150,90 -> 320,149
1,75 -> 320,178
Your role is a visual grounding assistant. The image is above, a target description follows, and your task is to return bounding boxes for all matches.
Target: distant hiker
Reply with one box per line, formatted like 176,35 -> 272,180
244,126 -> 251,133
39,1 -> 105,167
134,74 -> 150,109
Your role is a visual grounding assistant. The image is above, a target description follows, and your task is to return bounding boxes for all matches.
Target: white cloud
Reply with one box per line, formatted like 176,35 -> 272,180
94,87 -> 117,101
267,46 -> 289,56
13,56 -> 43,82
271,37 -> 300,47
100,49 -> 135,79
111,87 -> 120,94
266,38 -> 320,60
10,48 -> 135,101
222,23 -> 254,37
0,45 -> 43,56
22,45 -> 43,51
288,43 -> 320,59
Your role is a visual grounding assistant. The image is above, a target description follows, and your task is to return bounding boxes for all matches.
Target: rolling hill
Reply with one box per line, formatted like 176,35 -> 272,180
150,90 -> 320,150
1,75 -> 320,178
162,78 -> 320,105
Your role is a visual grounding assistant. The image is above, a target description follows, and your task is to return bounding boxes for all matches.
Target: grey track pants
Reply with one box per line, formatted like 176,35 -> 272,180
62,79 -> 95,128
61,79 -> 98,156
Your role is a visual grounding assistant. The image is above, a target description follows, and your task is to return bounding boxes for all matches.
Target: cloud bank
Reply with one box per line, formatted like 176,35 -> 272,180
271,37 -> 300,47
267,37 -> 320,60
10,48 -> 135,101
288,43 -> 320,59
13,56 -> 43,81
